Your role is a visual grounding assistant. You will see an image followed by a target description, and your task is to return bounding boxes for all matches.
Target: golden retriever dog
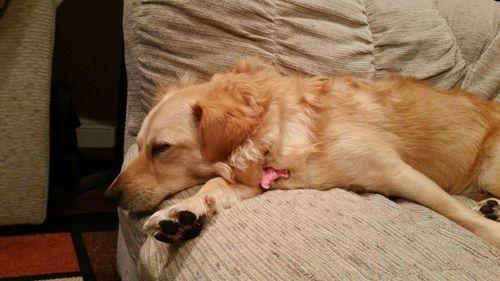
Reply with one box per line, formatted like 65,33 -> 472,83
106,59 -> 500,247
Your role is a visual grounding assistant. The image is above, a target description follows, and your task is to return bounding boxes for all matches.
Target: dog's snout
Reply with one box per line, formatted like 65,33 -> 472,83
104,187 -> 122,203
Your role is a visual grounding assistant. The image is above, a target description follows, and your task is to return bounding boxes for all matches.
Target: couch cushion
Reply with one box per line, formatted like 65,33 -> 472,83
128,189 -> 500,281
124,0 -> 500,143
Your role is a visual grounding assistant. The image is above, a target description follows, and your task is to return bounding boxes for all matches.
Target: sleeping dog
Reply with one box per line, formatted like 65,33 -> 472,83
106,59 -> 500,247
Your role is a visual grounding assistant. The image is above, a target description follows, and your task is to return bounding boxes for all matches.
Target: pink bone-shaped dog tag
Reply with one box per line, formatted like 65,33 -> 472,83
260,168 -> 290,189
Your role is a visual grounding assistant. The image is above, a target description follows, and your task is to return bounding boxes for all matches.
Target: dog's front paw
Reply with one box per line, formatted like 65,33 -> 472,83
475,198 -> 499,222
143,196 -> 212,243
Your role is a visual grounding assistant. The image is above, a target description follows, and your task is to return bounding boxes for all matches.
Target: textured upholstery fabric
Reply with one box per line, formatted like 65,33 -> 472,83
118,0 -> 500,280
123,0 -> 144,153
122,0 -> 500,144
117,227 -> 141,281
139,192 -> 499,281
0,0 -> 55,225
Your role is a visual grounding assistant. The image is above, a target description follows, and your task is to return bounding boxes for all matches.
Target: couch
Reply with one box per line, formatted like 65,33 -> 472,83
117,0 -> 500,280
0,0 -> 58,225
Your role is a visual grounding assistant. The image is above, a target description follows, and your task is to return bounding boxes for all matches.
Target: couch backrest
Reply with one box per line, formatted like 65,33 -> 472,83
123,0 -> 500,149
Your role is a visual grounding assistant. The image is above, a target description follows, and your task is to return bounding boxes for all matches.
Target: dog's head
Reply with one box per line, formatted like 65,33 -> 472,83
105,59 -> 275,211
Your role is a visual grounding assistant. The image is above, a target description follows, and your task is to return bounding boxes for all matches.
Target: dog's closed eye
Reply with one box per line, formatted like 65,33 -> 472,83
151,143 -> 171,156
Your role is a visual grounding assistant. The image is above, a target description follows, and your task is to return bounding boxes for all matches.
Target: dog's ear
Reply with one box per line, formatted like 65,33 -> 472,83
192,89 -> 262,163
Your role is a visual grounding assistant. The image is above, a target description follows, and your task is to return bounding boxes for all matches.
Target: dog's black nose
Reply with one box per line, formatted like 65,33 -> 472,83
104,188 -> 122,203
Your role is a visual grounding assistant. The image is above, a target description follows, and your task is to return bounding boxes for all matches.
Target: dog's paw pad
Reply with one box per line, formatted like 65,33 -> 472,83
154,232 -> 175,243
179,210 -> 197,225
153,211 -> 206,244
159,220 -> 180,235
476,198 -> 500,222
181,214 -> 205,240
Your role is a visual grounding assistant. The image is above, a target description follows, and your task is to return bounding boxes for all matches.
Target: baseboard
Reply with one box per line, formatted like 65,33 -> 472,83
77,118 -> 116,148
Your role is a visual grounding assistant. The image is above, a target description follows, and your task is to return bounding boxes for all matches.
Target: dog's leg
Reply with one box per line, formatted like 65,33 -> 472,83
385,163 -> 500,248
143,177 -> 260,243
329,131 -> 500,247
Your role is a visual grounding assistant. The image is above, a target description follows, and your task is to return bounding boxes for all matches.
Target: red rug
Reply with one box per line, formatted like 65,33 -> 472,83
0,213 -> 119,281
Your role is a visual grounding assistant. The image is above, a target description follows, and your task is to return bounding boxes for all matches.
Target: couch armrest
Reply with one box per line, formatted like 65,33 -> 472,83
0,0 -> 56,225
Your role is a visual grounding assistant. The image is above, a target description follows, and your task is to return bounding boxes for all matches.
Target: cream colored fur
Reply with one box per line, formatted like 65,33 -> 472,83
108,59 -> 500,248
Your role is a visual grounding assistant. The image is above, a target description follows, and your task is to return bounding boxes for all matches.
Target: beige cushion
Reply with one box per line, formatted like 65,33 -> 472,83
123,0 -> 500,143
137,191 -> 500,281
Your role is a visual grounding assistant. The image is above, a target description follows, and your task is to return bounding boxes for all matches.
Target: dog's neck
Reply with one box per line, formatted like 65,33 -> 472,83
220,76 -> 322,186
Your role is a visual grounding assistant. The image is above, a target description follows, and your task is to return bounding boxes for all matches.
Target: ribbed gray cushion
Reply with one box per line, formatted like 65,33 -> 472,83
0,0 -> 54,225
117,227 -> 142,281
136,190 -> 499,281
123,0 -> 145,152
118,0 -> 500,280
122,0 -> 500,146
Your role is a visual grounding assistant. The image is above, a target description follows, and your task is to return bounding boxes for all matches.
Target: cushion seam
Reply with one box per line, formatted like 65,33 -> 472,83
270,0 -> 280,67
360,0 -> 376,81
125,0 -> 146,138
431,0 -> 467,89
461,25 -> 500,92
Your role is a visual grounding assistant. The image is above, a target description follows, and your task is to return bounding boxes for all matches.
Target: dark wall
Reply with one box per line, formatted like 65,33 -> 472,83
52,0 -> 123,126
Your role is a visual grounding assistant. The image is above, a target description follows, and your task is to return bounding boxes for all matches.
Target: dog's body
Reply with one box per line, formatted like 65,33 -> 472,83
106,59 -> 500,247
